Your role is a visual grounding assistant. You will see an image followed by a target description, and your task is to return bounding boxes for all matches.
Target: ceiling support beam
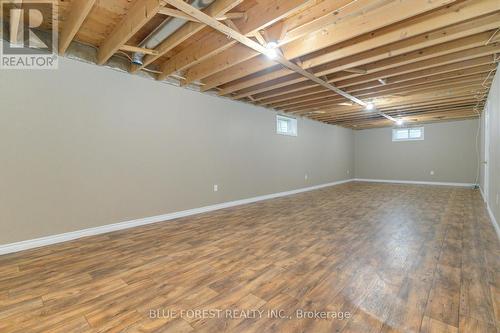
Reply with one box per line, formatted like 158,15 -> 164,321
96,0 -> 164,65
157,0 -> 309,80
162,0 -> 378,109
158,7 -> 246,23
183,0 -> 358,85
255,54 -> 497,104
208,0 -> 498,95
158,7 -> 200,22
218,14 -> 500,97
269,70 -> 494,110
120,45 -> 159,55
164,0 -> 399,122
291,84 -> 488,116
132,0 -> 243,73
239,42 -> 500,104
344,68 -> 367,75
59,0 -> 97,54
203,0 -> 465,92
277,76 -> 491,113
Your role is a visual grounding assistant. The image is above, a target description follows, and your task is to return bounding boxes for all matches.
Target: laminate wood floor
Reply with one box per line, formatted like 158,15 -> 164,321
0,182 -> 499,333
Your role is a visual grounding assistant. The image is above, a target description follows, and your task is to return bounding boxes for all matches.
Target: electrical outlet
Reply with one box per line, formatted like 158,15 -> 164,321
305,174 -> 308,180
430,170 -> 435,175
213,185 -> 218,192
347,170 -> 350,175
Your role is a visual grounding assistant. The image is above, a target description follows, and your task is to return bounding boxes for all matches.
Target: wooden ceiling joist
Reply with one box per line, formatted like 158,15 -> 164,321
97,0 -> 164,65
267,63 -> 497,107
334,44 -> 499,89
326,106 -> 479,123
296,85 -> 488,110
181,0 -> 371,85
157,0 -> 310,81
306,95 -> 487,120
284,82 -> 490,114
204,0 -> 498,93
162,0 -> 376,113
158,7 -> 246,23
119,45 -> 159,56
290,85 -> 489,118
21,0 -> 499,128
158,7 -> 200,22
59,0 -> 97,54
280,79 -> 492,115
270,73 -> 493,111
132,0 -> 243,72
241,42 -> 499,107
255,55 -> 497,103
307,98 -> 484,117
221,11 -> 500,98
261,64 -> 497,107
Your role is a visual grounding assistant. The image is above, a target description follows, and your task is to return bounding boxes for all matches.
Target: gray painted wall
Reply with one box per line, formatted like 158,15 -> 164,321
354,119 -> 479,183
480,65 -> 500,227
0,57 -> 354,244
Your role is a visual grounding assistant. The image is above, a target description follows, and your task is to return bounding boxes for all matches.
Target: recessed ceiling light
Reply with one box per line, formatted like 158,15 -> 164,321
365,103 -> 375,111
265,42 -> 279,59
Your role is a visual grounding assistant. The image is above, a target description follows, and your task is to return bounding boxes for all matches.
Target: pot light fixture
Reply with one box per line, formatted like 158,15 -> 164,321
265,41 -> 279,59
365,103 -> 375,111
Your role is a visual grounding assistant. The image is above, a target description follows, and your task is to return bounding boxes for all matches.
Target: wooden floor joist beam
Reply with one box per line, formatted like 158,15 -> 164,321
249,45 -> 499,106
97,0 -> 164,65
132,0 -> 243,72
204,0 -> 497,93
163,0 -> 381,114
269,68 -> 495,109
273,76 -> 491,114
290,85 -> 488,118
229,23 -> 500,100
59,0 -> 97,54
283,81 -> 490,114
256,55 -> 497,103
182,0 -> 367,85
265,64 -> 496,108
157,0 -> 310,80
209,2 -> 500,95
45,0 -> 499,128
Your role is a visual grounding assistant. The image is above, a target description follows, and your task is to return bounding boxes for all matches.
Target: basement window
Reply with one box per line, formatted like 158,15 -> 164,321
276,115 -> 297,136
392,127 -> 424,142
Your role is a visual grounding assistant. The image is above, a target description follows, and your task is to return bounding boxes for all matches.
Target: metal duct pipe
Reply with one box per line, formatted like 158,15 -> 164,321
132,0 -> 215,66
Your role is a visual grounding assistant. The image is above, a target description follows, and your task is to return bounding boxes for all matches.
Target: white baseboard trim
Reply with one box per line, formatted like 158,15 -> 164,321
486,203 -> 500,241
480,186 -> 487,202
353,178 -> 475,187
479,187 -> 500,240
0,178 -> 354,256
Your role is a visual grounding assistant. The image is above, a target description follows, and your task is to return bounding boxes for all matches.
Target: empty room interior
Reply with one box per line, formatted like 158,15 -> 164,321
1,0 -> 500,332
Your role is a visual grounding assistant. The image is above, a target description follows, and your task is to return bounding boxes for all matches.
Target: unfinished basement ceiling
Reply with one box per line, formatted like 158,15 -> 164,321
19,0 -> 500,128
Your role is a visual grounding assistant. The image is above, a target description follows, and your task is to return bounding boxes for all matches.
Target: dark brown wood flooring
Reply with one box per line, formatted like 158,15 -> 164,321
0,182 -> 498,332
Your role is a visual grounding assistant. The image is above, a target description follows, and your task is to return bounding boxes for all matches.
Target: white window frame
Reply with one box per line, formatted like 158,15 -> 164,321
276,115 -> 298,137
392,126 -> 424,142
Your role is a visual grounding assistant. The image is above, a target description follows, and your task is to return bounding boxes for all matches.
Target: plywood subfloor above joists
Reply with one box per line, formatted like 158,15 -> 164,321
14,0 -> 500,128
